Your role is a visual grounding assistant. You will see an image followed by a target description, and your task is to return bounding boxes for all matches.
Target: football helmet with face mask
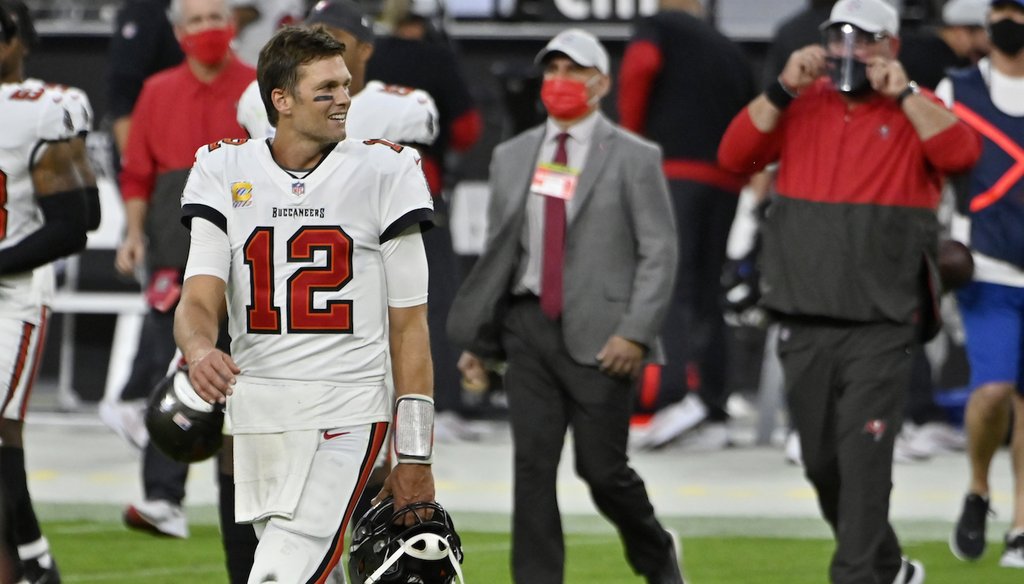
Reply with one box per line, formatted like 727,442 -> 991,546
348,498 -> 465,584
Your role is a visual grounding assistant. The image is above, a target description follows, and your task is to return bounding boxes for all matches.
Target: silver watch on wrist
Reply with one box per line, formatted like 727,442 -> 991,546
897,81 -> 920,106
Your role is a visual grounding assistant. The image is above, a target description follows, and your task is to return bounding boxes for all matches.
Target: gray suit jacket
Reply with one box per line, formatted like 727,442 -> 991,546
448,113 -> 678,366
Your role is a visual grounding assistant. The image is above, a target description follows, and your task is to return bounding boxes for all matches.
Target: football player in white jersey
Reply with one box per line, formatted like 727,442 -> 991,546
175,26 -> 436,583
0,4 -> 92,583
4,0 -> 101,231
20,78 -> 99,230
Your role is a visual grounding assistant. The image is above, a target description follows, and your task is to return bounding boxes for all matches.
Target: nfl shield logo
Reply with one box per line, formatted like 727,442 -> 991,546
291,181 -> 305,196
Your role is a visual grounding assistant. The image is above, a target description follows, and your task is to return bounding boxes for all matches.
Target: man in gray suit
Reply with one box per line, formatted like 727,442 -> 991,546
448,29 -> 683,584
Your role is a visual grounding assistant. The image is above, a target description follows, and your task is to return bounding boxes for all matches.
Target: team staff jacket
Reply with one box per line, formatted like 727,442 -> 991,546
718,78 -> 981,325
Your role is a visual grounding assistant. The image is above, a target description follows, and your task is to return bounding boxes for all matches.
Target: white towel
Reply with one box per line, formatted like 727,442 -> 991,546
233,430 -> 320,524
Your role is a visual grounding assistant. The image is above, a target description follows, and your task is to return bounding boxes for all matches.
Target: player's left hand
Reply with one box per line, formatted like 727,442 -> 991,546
866,56 -> 909,99
375,463 -> 435,526
596,335 -> 645,379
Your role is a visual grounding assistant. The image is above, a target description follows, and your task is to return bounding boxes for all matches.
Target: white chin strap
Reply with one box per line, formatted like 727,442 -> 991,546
365,533 -> 465,584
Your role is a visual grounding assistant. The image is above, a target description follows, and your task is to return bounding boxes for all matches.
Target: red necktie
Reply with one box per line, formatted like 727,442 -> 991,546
541,132 -> 569,320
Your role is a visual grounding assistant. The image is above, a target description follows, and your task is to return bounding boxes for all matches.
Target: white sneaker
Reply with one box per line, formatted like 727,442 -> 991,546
99,399 -> 149,449
673,422 -> 731,452
784,430 -> 802,466
892,557 -> 925,584
1000,530 -> 1024,568
123,499 -> 189,538
907,422 -> 966,455
631,394 -> 708,450
894,430 -> 931,464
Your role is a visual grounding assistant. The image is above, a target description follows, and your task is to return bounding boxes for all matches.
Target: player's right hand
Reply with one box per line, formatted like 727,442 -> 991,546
781,45 -> 827,92
186,347 -> 240,405
115,233 -> 146,276
375,463 -> 435,526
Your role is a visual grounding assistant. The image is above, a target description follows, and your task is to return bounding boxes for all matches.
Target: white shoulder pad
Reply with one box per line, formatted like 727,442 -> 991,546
21,79 -> 92,135
181,140 -> 240,223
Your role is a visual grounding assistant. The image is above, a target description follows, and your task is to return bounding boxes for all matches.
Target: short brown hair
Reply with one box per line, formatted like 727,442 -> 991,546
257,25 -> 346,127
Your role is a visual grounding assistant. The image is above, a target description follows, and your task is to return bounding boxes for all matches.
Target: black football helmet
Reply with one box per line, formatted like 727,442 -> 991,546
144,368 -> 224,463
349,498 -> 465,584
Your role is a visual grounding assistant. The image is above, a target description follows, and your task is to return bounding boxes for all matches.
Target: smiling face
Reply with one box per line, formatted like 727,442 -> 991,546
276,55 -> 352,145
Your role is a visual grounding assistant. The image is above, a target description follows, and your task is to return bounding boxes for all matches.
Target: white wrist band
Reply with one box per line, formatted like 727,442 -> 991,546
394,394 -> 434,464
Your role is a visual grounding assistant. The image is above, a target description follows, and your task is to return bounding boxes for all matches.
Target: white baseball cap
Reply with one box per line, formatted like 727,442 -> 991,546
943,0 -> 989,26
535,28 -> 610,75
820,0 -> 901,38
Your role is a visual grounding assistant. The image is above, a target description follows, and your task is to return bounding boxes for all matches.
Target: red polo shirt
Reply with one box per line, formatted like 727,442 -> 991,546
120,55 -> 255,201
719,78 -> 980,209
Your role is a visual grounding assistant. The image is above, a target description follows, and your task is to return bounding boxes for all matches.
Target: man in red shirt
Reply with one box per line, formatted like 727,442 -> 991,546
106,0 -> 255,580
719,0 -> 980,582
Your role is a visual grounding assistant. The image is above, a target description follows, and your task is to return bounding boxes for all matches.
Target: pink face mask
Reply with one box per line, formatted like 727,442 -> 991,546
180,25 -> 235,66
540,77 -> 593,120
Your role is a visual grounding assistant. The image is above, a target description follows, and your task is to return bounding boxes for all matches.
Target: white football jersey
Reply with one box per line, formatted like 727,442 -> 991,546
23,78 -> 93,136
181,137 -> 433,431
0,82 -> 75,322
347,81 -> 439,146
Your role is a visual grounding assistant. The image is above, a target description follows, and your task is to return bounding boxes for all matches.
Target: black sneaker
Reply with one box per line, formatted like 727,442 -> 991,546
22,555 -> 61,584
950,493 -> 991,561
1000,530 -> 1024,568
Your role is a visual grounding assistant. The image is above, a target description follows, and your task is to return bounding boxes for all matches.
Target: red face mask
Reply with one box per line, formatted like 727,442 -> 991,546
540,78 -> 592,120
180,25 -> 235,66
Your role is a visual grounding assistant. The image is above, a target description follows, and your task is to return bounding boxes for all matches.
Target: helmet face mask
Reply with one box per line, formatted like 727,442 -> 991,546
144,369 -> 224,463
349,499 -> 465,584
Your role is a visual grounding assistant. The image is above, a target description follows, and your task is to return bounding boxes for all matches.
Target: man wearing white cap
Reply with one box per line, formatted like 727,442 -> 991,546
719,0 -> 983,582
449,28 -> 682,584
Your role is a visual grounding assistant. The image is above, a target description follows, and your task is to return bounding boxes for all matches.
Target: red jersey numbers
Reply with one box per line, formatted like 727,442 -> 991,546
8,88 -> 45,101
363,138 -> 404,154
207,138 -> 249,152
243,226 -> 354,334
0,170 -> 7,240
243,228 -> 280,332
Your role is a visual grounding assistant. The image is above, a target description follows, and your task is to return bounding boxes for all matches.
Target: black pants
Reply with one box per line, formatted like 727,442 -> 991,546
119,307 -> 189,503
658,179 -> 737,420
502,299 -> 671,584
778,319 -> 913,584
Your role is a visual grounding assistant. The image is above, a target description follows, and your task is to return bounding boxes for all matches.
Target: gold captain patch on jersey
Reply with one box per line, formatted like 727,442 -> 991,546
231,181 -> 254,208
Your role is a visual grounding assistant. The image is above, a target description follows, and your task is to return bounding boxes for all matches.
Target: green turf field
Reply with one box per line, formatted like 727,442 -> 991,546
41,518 -> 1023,583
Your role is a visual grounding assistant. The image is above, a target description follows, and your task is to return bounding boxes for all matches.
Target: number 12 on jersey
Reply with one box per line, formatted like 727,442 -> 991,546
243,225 -> 354,334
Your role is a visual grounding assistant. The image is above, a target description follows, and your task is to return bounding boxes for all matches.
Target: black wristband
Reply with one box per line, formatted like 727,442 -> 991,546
765,78 -> 796,110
